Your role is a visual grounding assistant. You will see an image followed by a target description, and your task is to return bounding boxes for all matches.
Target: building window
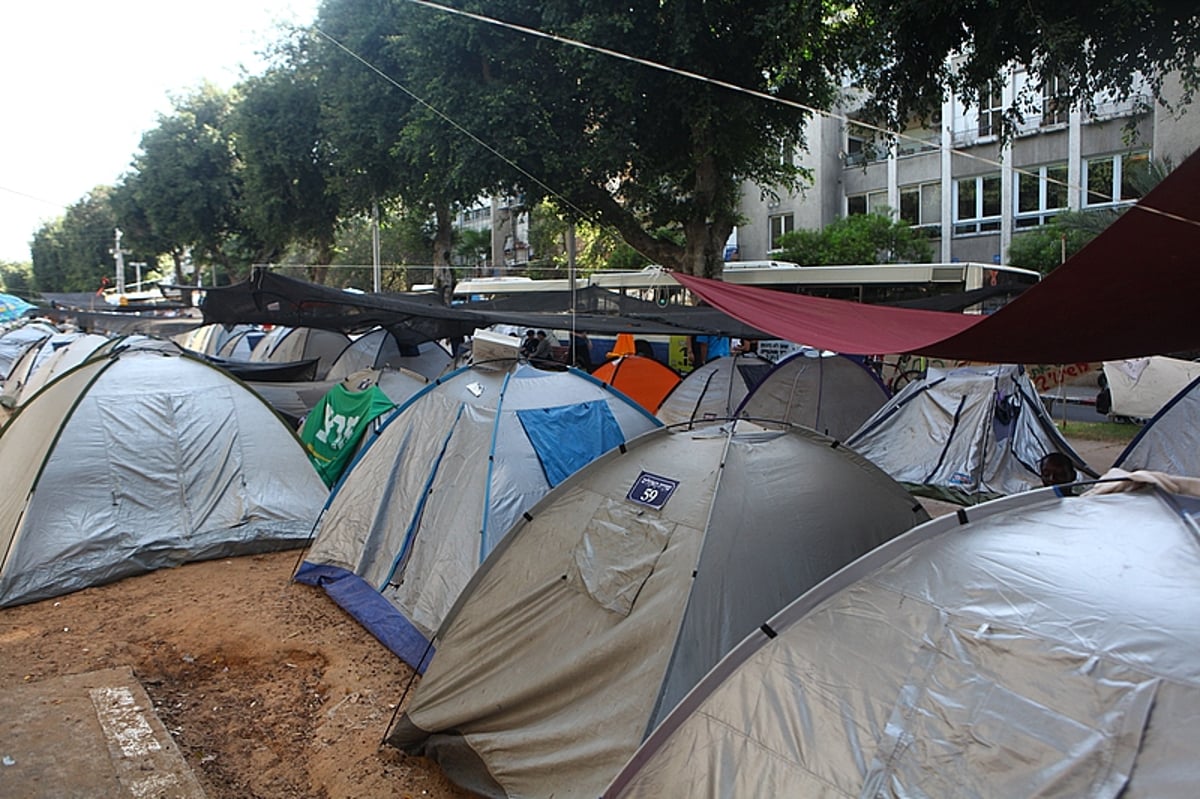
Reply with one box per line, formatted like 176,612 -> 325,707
978,82 -> 1004,138
768,213 -> 794,249
900,183 -> 942,230
847,191 -> 889,217
1085,151 -> 1150,206
1041,75 -> 1069,127
954,174 -> 1001,235
1015,163 -> 1069,228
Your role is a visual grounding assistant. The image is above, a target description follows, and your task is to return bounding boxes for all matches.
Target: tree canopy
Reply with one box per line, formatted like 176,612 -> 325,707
24,1 -> 1200,290
776,213 -> 933,266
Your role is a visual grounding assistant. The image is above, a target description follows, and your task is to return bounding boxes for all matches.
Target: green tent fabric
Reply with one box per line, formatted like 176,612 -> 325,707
300,383 -> 396,486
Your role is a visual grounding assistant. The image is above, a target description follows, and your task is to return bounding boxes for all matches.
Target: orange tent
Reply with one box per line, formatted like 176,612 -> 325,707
592,355 -> 681,414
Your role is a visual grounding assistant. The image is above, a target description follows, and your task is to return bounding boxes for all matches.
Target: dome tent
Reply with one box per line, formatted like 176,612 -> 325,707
387,420 -> 929,799
0,343 -> 327,607
325,327 -> 452,381
656,352 -> 774,425
605,483 -> 1200,799
1115,373 -> 1200,477
248,325 -> 351,380
0,320 -> 58,379
590,354 -> 681,414
845,363 -> 1092,503
735,347 -> 889,439
295,362 -> 661,670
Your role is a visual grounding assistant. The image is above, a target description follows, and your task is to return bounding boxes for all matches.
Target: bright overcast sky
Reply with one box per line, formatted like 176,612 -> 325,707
0,1 -> 319,264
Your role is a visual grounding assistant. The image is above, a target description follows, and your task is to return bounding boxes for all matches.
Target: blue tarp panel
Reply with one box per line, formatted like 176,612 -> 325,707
294,562 -> 436,673
517,401 -> 623,486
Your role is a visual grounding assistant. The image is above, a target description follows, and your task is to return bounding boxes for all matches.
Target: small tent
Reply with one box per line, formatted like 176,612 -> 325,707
295,362 -> 662,669
590,354 -> 682,414
0,292 -> 34,324
845,363 -> 1091,503
735,348 -> 889,439
174,323 -> 258,358
656,352 -> 774,425
605,483 -> 1200,798
326,328 -> 452,381
2,332 -> 110,407
248,367 -> 428,428
1114,374 -> 1200,477
387,420 -> 929,798
248,326 -> 350,380
0,343 -> 327,607
214,327 -> 265,359
0,321 -> 58,379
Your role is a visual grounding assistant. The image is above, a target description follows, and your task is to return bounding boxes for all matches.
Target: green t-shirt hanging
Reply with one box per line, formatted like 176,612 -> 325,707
300,382 -> 395,487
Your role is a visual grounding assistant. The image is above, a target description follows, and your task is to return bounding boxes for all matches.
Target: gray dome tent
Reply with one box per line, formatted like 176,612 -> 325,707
248,325 -> 350,380
325,327 -> 452,381
845,363 -> 1092,503
295,362 -> 662,670
656,352 -> 774,425
1115,374 -> 1200,477
605,483 -> 1200,798
0,343 -> 327,607
735,347 -> 889,439
388,420 -> 929,798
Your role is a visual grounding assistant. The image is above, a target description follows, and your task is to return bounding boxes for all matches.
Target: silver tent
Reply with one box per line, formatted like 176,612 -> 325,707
605,483 -> 1200,799
656,352 -> 774,426
1115,374 -> 1200,477
388,420 -> 929,798
846,363 -> 1091,503
325,328 -> 452,381
735,347 -> 889,439
0,343 -> 327,607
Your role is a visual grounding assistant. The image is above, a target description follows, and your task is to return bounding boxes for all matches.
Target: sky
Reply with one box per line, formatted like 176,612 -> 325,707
0,1 -> 319,264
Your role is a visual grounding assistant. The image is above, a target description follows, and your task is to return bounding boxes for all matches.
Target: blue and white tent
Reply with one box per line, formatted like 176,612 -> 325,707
295,362 -> 661,669
0,293 -> 34,324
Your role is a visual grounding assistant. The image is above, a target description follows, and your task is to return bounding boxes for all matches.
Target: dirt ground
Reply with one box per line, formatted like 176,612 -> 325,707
0,551 -> 477,799
0,436 -> 1127,799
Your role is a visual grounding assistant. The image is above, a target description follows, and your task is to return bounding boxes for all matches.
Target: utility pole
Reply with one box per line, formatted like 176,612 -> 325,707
371,201 -> 382,293
110,228 -> 127,294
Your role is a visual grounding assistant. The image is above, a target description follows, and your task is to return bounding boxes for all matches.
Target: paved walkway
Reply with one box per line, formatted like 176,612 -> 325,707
0,666 -> 205,799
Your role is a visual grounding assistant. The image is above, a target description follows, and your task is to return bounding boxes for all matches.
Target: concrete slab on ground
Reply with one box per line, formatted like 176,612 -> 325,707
0,666 -> 205,799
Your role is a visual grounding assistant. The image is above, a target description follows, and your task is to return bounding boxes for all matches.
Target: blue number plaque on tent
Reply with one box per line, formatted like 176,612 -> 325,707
627,471 -> 679,510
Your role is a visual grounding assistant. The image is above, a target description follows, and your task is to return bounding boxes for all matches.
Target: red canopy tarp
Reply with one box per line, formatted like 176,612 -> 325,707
676,147 -> 1200,363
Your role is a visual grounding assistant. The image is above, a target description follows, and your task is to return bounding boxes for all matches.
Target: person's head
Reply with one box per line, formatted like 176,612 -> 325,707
537,330 -> 546,339
525,330 -> 536,338
1039,452 -> 1077,487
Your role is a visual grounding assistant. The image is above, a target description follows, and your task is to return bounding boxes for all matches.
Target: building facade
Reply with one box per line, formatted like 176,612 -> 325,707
736,68 -> 1198,265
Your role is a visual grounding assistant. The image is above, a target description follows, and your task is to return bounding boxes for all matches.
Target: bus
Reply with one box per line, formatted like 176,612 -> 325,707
455,261 -> 1039,311
453,261 -> 1040,370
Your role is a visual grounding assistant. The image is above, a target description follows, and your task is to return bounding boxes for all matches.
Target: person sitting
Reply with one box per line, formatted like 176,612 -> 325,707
520,330 -> 538,358
531,330 -> 555,364
1039,452 -> 1078,487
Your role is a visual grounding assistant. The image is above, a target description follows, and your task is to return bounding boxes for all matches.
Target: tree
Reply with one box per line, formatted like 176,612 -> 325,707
378,0 -> 832,278
231,50 -> 342,280
839,2 -> 1199,141
0,261 -> 35,296
30,187 -> 125,293
776,213 -> 933,266
126,84 -> 242,284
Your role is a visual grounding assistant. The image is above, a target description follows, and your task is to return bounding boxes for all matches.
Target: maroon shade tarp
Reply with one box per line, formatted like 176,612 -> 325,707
676,147 -> 1200,363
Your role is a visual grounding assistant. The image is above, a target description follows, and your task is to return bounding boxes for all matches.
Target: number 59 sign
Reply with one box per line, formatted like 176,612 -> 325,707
626,471 -> 679,510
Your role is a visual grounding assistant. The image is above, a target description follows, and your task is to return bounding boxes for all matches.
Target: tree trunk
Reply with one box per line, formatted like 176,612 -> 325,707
432,202 -> 456,304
